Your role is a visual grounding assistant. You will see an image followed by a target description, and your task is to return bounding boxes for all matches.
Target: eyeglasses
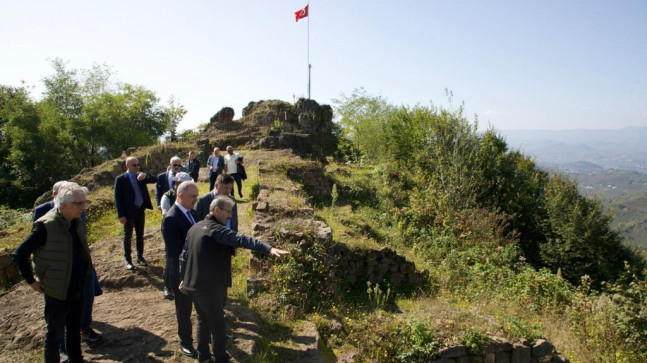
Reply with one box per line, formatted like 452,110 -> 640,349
71,201 -> 87,207
132,163 -> 140,167
172,164 -> 181,167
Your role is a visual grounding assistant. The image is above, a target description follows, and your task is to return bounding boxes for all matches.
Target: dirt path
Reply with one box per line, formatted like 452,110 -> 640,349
0,199 -> 262,363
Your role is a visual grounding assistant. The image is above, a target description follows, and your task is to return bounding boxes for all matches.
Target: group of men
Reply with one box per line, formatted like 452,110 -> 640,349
13,145 -> 287,363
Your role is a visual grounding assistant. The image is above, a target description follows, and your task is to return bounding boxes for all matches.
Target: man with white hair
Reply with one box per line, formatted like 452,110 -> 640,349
33,181 -> 102,359
13,182 -> 93,363
156,156 -> 187,210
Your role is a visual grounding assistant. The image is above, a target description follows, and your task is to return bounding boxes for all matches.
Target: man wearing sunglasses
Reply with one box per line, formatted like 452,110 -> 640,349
114,156 -> 157,270
156,156 -> 187,211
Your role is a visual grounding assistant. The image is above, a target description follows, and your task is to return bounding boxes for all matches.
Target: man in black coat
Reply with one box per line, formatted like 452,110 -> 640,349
179,196 -> 288,363
114,156 -> 157,270
185,151 -> 200,182
161,181 -> 200,358
156,156 -> 186,210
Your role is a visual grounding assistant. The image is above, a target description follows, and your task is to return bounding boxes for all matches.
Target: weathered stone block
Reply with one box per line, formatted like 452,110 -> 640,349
531,340 -> 555,359
439,345 -> 468,358
511,343 -> 531,363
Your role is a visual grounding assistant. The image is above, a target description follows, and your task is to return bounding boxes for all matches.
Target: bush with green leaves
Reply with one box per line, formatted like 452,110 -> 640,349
270,243 -> 336,314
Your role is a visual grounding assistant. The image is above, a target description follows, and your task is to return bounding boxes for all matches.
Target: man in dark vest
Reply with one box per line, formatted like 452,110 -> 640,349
114,156 -> 157,270
180,196 -> 288,363
13,182 -> 92,363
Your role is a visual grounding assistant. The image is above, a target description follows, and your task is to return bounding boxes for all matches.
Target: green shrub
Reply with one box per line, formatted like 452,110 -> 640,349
271,243 -> 336,314
461,327 -> 487,355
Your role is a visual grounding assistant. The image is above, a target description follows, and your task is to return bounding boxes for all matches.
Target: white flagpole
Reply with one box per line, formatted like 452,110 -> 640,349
307,3 -> 311,100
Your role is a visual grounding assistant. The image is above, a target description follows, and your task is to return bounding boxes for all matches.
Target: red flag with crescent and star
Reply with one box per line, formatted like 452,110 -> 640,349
295,5 -> 308,22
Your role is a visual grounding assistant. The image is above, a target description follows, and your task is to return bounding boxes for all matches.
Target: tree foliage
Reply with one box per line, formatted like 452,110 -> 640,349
0,59 -> 184,208
334,89 -> 644,286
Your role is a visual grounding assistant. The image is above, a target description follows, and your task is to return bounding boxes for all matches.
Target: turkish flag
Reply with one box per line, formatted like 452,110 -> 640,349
295,5 -> 308,22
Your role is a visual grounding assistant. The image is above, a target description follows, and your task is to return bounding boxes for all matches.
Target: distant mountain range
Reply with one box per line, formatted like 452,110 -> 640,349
500,127 -> 647,249
501,127 -> 647,173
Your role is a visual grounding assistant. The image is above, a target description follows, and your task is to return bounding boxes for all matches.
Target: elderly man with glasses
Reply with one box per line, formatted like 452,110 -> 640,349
156,156 -> 187,211
114,156 -> 158,270
13,182 -> 93,363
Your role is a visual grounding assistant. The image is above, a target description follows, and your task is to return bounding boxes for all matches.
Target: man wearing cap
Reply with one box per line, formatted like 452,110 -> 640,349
160,172 -> 193,215
114,156 -> 158,270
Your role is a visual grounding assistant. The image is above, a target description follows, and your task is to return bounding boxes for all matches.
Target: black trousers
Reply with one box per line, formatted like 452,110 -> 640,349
44,292 -> 84,363
123,206 -> 145,261
169,258 -> 194,347
229,173 -> 242,197
190,288 -> 229,363
209,172 -> 218,192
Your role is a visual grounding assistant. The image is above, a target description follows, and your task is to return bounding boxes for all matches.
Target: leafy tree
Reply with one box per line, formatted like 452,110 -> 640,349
162,96 -> 187,142
333,88 -> 393,163
0,60 -> 186,208
540,174 -> 640,284
335,89 -> 644,286
0,85 -> 72,206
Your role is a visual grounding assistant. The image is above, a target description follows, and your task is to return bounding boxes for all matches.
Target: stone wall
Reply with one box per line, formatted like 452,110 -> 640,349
249,177 -> 423,290
328,245 -> 426,288
286,164 -> 332,197
432,338 -> 569,363
0,254 -> 18,290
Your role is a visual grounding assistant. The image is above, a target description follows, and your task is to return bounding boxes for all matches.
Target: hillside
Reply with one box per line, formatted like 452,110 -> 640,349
1,99 -> 645,362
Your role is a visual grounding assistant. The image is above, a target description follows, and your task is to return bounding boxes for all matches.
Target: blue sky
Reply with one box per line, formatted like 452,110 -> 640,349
1,0 -> 645,131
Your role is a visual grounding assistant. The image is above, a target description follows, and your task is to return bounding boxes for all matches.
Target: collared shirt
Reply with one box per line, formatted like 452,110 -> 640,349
174,202 -> 195,225
211,155 -> 221,170
224,153 -> 240,174
167,171 -> 175,191
128,171 -> 144,207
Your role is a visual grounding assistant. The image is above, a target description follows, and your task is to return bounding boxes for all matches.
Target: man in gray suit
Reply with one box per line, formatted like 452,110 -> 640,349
206,147 -> 224,192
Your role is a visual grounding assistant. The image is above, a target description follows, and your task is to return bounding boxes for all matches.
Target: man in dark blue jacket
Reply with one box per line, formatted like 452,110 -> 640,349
161,181 -> 199,358
156,156 -> 186,210
114,156 -> 157,270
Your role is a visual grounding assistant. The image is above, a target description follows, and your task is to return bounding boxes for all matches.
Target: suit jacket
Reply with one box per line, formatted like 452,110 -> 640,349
206,155 -> 224,178
180,215 -> 270,290
34,200 -> 87,225
194,192 -> 238,231
33,201 -> 55,222
185,159 -> 200,181
162,204 -> 196,283
114,172 -> 157,219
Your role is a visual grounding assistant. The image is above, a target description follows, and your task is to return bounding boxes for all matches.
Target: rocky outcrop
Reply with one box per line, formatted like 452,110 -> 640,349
209,107 -> 235,125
